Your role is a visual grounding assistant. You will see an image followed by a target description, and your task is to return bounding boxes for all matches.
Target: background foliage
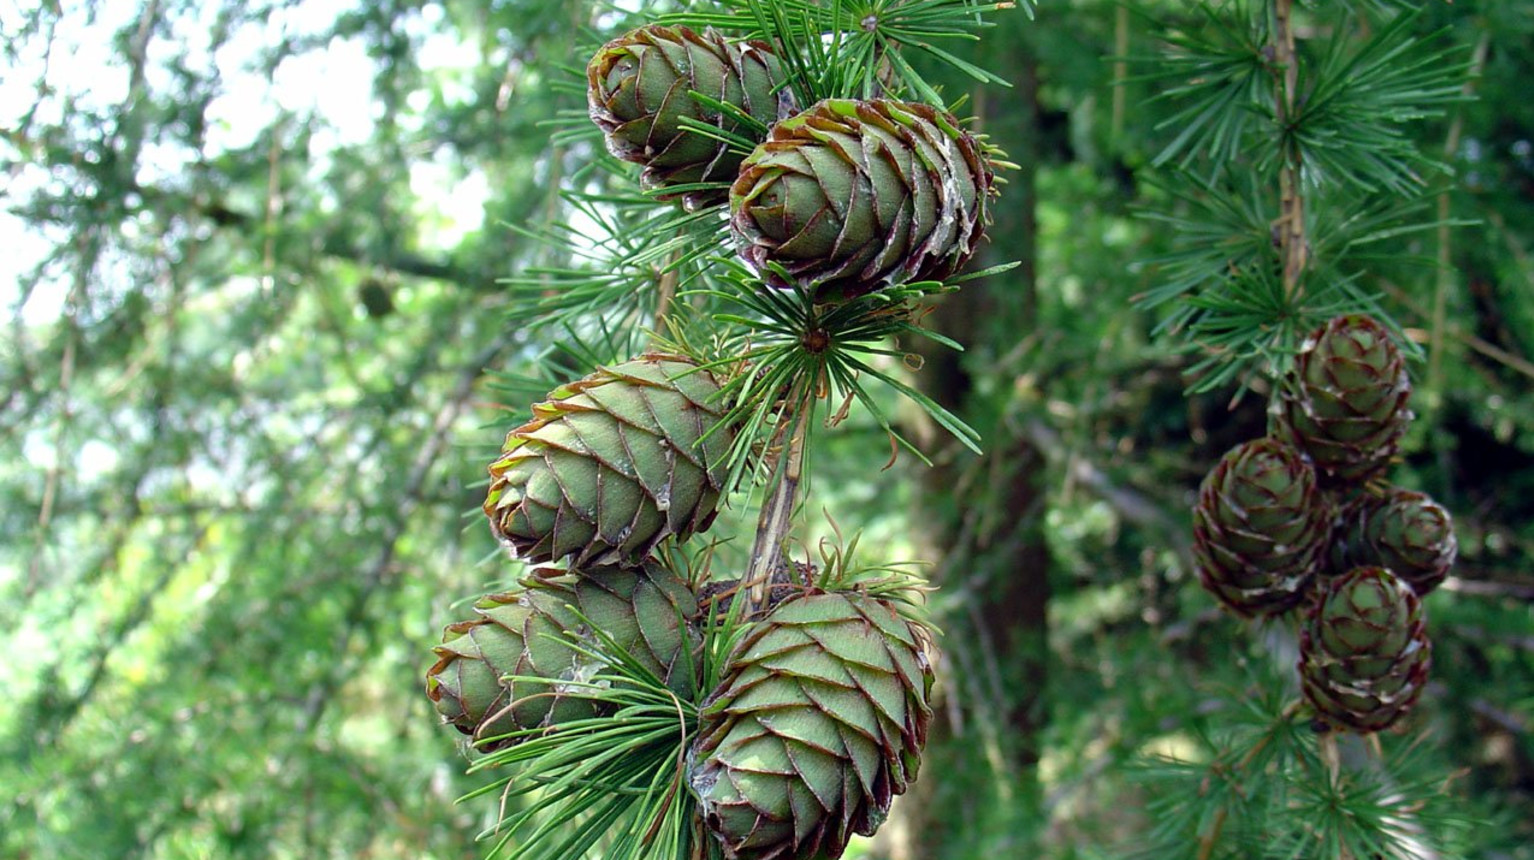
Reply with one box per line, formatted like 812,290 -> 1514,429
2,1 -> 1531,858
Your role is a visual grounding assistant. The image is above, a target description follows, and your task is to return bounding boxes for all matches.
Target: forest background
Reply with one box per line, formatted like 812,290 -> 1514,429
2,0 -> 1531,858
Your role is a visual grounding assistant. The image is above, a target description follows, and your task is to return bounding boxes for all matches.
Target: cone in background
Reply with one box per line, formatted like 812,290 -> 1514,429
1281,315 -> 1412,485
1299,566 -> 1431,733
426,561 -> 702,750
588,25 -> 794,209
1336,487 -> 1457,596
730,98 -> 993,302
689,591 -> 935,860
484,354 -> 733,567
1193,438 -> 1331,618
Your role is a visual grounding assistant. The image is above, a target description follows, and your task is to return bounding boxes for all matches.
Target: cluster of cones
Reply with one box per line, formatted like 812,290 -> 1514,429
1194,315 -> 1457,733
420,13 -> 1019,847
425,355 -> 934,860
587,24 -> 995,303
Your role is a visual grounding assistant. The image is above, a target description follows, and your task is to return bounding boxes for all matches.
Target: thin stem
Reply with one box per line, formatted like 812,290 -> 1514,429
651,247 -> 682,347
1272,0 -> 1308,302
742,385 -> 813,612
1428,30 -> 1491,408
1111,4 -> 1128,145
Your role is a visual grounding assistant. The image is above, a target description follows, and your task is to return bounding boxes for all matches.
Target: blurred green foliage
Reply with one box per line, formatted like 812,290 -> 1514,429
1,1 -> 1530,858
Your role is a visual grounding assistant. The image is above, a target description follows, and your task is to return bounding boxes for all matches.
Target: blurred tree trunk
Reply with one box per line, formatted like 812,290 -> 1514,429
894,14 -> 1051,858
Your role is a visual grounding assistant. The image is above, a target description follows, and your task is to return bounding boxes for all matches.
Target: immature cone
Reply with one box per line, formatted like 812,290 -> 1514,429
1281,315 -> 1412,485
1193,438 -> 1331,618
730,98 -> 993,302
1336,487 -> 1457,596
690,592 -> 935,860
588,25 -> 793,208
426,562 -> 702,750
484,354 -> 732,567
1299,566 -> 1431,733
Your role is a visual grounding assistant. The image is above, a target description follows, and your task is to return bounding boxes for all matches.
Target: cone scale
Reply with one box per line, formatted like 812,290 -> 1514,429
1335,487 -> 1457,596
729,98 -> 993,302
1193,437 -> 1331,618
483,354 -> 733,568
1281,315 -> 1412,486
588,25 -> 794,209
1299,566 -> 1431,733
689,591 -> 935,860
426,561 -> 702,750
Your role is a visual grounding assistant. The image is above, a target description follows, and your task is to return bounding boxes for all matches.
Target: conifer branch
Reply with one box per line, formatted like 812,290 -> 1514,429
1272,0 -> 1308,302
1195,698 -> 1304,860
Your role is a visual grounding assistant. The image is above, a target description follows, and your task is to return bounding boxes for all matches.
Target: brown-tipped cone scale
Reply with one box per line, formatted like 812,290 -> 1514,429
1193,438 -> 1331,618
426,561 -> 702,751
587,25 -> 794,209
1336,487 -> 1457,596
729,98 -> 994,303
1299,566 -> 1431,733
1281,315 -> 1412,486
689,591 -> 935,860
484,354 -> 733,567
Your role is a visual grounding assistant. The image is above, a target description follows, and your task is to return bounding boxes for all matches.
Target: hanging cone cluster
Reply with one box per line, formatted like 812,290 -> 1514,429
1190,314 -> 1457,733
427,19 -> 1012,859
1299,567 -> 1431,732
483,353 -> 733,568
426,561 -> 702,751
1280,314 -> 1412,485
689,591 -> 935,860
1192,438 -> 1329,618
587,25 -> 794,208
729,98 -> 993,302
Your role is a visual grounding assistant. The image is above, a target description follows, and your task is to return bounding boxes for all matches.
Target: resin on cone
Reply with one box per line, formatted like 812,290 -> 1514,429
484,354 -> 733,567
1281,315 -> 1412,485
426,561 -> 701,750
1299,566 -> 1430,733
729,98 -> 993,302
689,591 -> 935,860
588,25 -> 794,209
1193,437 -> 1330,618
1336,487 -> 1457,596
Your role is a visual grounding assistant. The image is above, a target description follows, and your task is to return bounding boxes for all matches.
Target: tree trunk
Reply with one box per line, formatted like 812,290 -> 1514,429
888,16 -> 1051,859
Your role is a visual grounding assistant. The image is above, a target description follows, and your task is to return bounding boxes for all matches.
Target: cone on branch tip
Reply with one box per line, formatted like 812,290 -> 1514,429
484,354 -> 733,568
729,98 -> 994,303
1193,437 -> 1330,619
588,25 -> 794,209
689,591 -> 935,860
425,561 -> 702,751
1336,487 -> 1457,596
1299,566 -> 1430,733
1281,315 -> 1412,486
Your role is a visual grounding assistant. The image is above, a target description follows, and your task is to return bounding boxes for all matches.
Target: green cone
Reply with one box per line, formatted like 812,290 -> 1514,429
587,25 -> 793,209
1299,566 -> 1431,733
426,561 -> 702,750
1193,438 -> 1331,618
1281,315 -> 1412,485
729,98 -> 993,302
689,591 -> 935,860
1337,487 -> 1457,596
484,353 -> 733,567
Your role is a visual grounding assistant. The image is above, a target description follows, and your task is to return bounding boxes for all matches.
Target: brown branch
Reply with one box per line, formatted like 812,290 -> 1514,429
1273,0 -> 1308,301
1439,576 -> 1534,602
1377,278 -> 1534,382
